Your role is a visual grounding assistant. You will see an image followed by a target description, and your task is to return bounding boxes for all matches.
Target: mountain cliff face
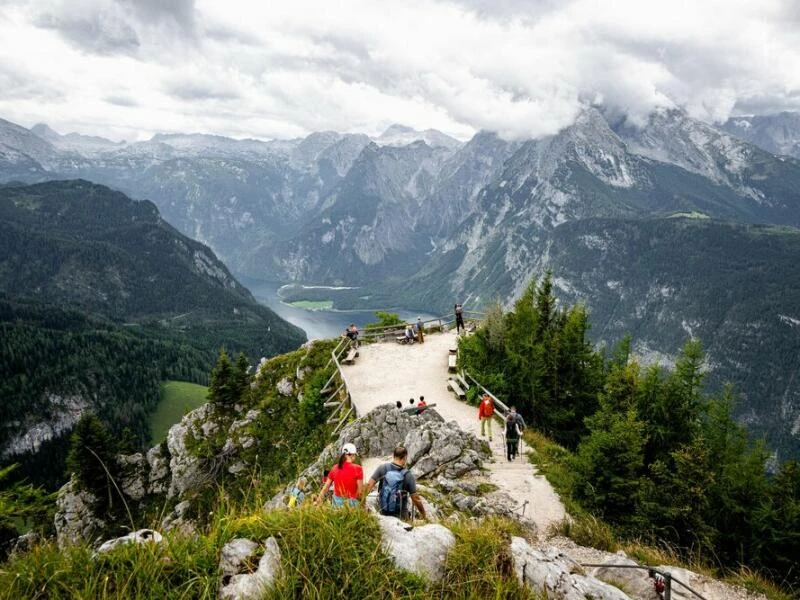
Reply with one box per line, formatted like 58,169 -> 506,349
720,112 -> 800,159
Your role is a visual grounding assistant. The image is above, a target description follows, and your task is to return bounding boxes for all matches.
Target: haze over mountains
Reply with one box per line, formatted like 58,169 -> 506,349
3,109 -> 800,459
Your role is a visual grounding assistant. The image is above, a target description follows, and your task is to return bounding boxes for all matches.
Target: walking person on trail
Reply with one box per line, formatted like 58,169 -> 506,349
288,476 -> 308,508
364,447 -> 427,520
504,406 -> 526,461
478,393 -> 495,441
416,317 -> 424,343
315,443 -> 363,508
454,303 -> 465,334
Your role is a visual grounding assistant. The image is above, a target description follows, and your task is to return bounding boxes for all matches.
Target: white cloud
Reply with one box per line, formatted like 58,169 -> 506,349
0,0 -> 798,141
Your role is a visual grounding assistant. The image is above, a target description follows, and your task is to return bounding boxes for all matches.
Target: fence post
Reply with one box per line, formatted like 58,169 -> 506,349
664,573 -> 672,600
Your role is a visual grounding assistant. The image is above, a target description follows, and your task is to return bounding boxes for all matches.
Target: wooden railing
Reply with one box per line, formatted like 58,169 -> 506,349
321,336 -> 357,436
359,310 -> 487,343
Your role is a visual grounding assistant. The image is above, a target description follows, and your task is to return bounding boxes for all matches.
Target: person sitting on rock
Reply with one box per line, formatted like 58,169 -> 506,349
364,447 -> 426,520
316,443 -> 363,508
288,476 -> 307,508
404,323 -> 416,344
505,406 -> 526,461
343,323 -> 359,348
416,396 -> 427,414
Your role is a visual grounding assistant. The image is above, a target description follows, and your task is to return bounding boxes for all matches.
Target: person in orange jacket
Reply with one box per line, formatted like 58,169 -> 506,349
478,394 -> 494,441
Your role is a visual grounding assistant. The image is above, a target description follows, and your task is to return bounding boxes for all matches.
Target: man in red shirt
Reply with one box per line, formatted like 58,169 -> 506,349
478,394 -> 494,441
315,443 -> 363,508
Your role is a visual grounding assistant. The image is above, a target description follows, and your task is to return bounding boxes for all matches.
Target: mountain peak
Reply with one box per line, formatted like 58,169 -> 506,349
30,123 -> 61,141
375,124 -> 462,150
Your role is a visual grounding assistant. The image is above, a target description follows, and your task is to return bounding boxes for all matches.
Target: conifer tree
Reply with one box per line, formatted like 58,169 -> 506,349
65,414 -> 118,510
208,348 -> 237,406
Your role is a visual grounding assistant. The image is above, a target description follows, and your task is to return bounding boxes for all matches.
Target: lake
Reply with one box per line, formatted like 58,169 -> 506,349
239,277 -> 439,340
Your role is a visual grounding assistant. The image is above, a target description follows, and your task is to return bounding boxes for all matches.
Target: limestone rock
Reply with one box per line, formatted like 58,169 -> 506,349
146,444 -> 170,494
54,476 -> 105,548
94,529 -> 163,556
590,556 -> 659,599
377,516 -> 455,581
219,538 -> 259,576
277,377 -> 294,396
167,403 -> 214,498
511,537 -> 629,600
117,453 -> 147,501
219,537 -> 282,600
161,500 -> 196,537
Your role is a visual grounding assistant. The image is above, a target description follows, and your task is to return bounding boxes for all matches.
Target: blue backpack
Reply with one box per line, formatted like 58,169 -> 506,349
379,467 -> 407,515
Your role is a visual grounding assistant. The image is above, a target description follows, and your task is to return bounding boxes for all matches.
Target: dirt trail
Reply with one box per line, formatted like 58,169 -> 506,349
342,330 -> 566,537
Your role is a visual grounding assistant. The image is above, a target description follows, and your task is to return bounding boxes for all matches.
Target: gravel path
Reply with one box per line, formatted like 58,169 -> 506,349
343,330 -> 566,537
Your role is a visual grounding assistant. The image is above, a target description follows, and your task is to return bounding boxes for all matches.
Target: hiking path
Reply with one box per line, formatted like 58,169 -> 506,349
343,329 -> 566,537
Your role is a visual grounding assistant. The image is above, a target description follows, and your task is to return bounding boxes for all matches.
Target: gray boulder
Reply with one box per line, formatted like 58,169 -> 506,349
511,537 -> 630,600
94,529 -> 163,556
377,516 -> 455,581
147,443 -> 170,495
117,453 -> 147,501
219,537 -> 282,600
54,476 -> 105,548
270,405 -> 488,507
219,538 -> 259,576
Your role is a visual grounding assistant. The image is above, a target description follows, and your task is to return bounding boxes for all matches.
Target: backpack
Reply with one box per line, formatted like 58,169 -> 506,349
506,414 -> 524,438
288,487 -> 304,508
379,467 -> 407,515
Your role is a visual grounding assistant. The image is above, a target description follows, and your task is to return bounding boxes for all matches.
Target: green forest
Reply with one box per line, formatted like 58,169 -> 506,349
459,274 -> 800,593
0,180 -> 306,490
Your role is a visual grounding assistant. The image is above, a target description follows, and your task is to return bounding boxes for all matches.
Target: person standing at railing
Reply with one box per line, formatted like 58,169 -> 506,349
478,393 -> 494,441
416,317 -> 424,343
455,303 -> 465,334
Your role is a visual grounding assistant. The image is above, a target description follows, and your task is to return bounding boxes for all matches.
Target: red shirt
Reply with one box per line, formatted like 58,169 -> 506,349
327,461 -> 363,499
478,398 -> 494,418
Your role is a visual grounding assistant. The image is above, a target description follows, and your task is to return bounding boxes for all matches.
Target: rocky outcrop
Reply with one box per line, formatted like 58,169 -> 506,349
218,537 -> 282,600
269,405 -> 489,507
377,516 -> 455,581
511,537 -> 629,600
54,476 -> 105,548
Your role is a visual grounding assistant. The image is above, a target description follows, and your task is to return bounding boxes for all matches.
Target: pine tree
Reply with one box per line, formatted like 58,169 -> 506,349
65,414 -> 118,510
208,348 -> 237,406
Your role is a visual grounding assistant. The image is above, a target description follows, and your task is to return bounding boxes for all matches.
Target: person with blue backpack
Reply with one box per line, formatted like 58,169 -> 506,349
363,447 -> 427,520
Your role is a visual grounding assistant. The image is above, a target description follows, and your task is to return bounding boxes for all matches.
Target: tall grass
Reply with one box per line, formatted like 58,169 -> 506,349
1,492 -> 547,600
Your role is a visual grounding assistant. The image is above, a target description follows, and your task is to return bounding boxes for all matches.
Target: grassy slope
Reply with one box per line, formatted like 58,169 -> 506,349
149,381 -> 209,445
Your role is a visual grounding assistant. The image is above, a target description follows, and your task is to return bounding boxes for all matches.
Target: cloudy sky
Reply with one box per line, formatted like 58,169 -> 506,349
1,0 -> 798,142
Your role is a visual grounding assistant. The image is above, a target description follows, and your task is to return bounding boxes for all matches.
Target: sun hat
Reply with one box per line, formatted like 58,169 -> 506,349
341,443 -> 358,455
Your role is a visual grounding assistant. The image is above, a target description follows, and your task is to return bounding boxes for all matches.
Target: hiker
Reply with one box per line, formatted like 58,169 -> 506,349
288,476 -> 307,508
343,323 -> 359,348
416,396 -> 427,414
364,447 -> 427,520
315,443 -> 363,508
505,406 -> 526,461
404,323 -> 416,343
416,317 -> 424,343
478,393 -> 494,441
454,303 -> 465,334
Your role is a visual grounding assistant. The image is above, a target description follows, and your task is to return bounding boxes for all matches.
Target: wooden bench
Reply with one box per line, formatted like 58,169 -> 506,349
447,378 -> 466,400
342,348 -> 358,364
454,373 -> 469,391
448,353 -> 457,372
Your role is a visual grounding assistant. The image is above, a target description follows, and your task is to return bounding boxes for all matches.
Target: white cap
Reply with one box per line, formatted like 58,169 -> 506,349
342,443 -> 358,455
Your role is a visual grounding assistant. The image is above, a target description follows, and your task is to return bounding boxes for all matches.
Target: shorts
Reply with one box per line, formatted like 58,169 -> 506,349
332,495 -> 360,508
